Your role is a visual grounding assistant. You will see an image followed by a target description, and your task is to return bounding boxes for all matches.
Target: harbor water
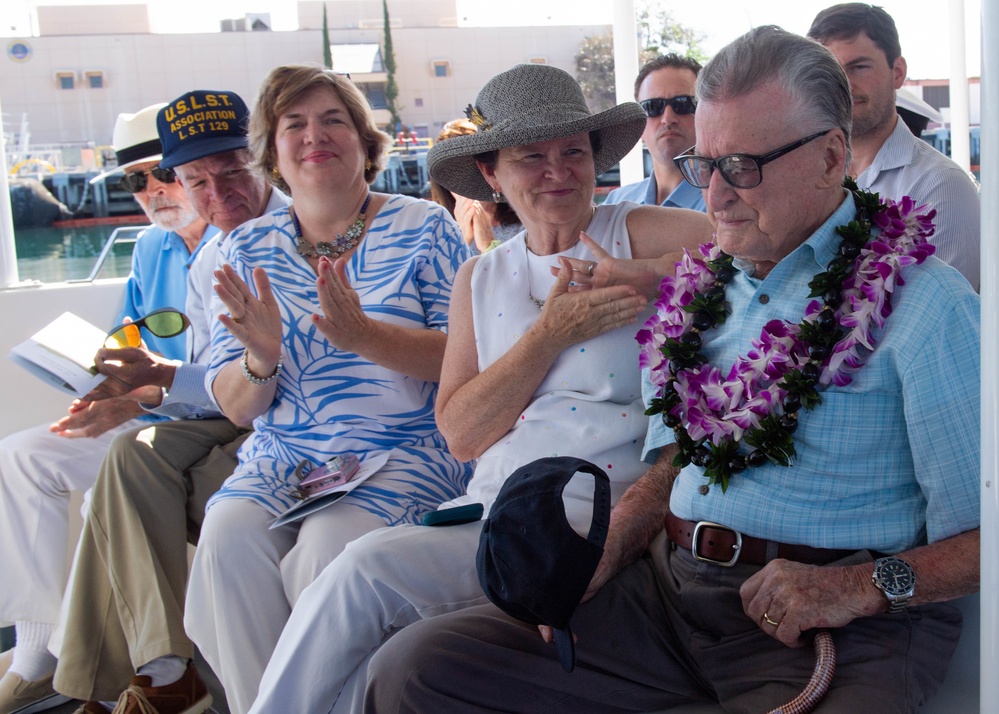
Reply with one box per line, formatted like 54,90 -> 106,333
14,222 -> 144,284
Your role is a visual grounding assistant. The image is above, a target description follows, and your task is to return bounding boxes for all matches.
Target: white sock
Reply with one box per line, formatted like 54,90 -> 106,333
136,655 -> 187,687
10,621 -> 57,681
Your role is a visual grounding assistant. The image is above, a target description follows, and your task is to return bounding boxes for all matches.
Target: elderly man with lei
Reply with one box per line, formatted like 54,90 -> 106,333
360,27 -> 980,714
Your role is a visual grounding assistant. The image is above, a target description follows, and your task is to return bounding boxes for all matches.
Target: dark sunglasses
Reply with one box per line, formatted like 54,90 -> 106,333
116,166 -> 177,194
105,308 -> 191,349
673,129 -> 833,190
640,95 -> 697,118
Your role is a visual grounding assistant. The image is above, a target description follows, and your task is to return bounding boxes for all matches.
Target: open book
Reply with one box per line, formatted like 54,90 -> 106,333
8,311 -> 108,396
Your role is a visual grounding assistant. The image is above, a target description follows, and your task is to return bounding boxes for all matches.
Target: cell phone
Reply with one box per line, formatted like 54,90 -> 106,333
296,454 -> 360,498
422,503 -> 484,527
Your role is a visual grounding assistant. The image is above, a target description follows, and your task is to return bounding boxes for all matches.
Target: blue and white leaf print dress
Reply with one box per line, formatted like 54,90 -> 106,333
206,195 -> 474,524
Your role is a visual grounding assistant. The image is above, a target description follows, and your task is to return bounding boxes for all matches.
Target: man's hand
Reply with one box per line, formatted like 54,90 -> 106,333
740,559 -> 882,647
84,346 -> 178,403
49,397 -> 144,438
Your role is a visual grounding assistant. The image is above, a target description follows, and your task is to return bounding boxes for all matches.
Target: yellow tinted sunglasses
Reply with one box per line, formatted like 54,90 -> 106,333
105,308 -> 191,349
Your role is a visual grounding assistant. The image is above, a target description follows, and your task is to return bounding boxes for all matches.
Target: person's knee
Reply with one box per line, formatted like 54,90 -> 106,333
196,500 -> 260,560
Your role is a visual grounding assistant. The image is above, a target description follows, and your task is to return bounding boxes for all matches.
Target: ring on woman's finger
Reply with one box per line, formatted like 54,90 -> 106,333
762,612 -> 780,627
587,261 -> 596,276
233,316 -> 244,325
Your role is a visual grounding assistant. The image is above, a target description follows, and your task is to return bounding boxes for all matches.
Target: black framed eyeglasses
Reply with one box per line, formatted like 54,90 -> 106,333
640,95 -> 697,118
105,308 -> 191,349
116,166 -> 177,194
673,129 -> 833,189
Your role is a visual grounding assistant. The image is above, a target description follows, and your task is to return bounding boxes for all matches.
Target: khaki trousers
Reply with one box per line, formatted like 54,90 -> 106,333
52,418 -> 248,701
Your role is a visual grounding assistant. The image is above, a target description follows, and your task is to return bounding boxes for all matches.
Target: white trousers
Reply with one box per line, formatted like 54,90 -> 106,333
0,419 -> 143,625
249,521 -> 487,714
183,497 -> 386,714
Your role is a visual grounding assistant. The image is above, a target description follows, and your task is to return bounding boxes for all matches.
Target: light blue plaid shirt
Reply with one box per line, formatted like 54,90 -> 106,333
643,193 -> 980,552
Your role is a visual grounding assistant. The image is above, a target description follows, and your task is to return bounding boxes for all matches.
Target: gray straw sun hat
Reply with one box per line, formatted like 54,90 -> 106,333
427,64 -> 646,202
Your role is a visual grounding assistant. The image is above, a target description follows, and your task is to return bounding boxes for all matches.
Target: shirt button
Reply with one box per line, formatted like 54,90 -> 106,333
758,294 -> 769,304
698,485 -> 710,495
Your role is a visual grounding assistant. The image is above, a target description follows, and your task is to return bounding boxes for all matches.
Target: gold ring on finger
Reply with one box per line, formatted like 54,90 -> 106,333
762,612 -> 780,627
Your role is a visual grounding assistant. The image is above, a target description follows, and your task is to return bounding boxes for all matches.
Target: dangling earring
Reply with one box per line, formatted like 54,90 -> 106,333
491,190 -> 506,203
364,158 -> 372,171
271,166 -> 282,181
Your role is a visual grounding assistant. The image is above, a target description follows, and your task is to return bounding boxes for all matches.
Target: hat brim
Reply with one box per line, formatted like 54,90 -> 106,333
428,102 -> 647,202
89,154 -> 164,184
159,136 -> 249,170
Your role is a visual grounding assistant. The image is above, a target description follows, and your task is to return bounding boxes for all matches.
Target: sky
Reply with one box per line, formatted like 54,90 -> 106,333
0,0 -> 983,80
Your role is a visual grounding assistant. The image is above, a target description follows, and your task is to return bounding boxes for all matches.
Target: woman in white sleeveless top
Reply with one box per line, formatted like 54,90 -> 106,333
248,63 -> 711,714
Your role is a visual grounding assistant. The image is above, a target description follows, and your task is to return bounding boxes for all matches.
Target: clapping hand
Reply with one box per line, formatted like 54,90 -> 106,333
214,264 -> 283,365
312,256 -> 373,354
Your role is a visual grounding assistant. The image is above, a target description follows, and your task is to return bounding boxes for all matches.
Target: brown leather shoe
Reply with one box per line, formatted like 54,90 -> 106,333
110,662 -> 211,714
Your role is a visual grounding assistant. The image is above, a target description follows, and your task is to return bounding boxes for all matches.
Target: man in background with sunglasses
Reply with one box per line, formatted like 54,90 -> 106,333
51,89 -> 290,714
363,26 -> 978,713
604,54 -> 705,213
808,3 -> 980,290
0,104 -> 216,714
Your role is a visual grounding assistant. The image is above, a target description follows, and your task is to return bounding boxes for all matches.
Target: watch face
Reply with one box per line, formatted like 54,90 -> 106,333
877,558 -> 915,596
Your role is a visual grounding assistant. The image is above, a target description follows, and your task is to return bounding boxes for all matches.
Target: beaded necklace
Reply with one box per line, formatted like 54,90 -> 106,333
292,193 -> 371,259
638,185 -> 936,491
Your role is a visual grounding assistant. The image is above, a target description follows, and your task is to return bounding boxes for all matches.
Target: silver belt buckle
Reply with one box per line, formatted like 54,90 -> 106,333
691,521 -> 742,567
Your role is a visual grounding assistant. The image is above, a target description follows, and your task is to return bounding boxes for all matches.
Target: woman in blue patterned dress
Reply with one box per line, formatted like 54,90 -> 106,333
183,65 -> 473,714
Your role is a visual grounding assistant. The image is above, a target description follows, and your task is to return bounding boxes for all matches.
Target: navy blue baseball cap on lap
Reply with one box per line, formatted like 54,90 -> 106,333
476,456 -> 611,672
157,90 -> 250,169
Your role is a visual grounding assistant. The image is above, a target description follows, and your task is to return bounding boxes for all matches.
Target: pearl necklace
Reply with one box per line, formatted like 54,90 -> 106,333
292,194 -> 371,259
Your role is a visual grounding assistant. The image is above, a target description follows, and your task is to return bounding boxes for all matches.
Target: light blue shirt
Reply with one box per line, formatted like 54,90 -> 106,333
643,193 -> 980,552
857,117 -> 980,290
604,174 -> 706,212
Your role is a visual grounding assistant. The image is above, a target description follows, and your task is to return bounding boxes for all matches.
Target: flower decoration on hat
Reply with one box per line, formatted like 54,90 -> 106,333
464,104 -> 492,132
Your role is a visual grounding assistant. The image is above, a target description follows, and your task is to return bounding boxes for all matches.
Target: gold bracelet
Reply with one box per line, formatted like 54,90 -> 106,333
241,348 -> 282,386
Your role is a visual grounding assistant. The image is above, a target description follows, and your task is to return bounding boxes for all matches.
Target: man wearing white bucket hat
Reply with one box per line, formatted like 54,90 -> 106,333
0,104 -> 213,714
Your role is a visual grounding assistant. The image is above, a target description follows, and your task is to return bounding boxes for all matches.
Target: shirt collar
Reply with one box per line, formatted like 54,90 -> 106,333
857,117 -> 914,184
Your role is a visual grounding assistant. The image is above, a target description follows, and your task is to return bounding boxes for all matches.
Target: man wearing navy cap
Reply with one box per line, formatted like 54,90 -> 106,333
50,90 -> 289,714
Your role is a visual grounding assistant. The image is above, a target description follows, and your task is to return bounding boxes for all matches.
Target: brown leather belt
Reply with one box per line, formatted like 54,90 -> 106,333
666,511 -> 856,568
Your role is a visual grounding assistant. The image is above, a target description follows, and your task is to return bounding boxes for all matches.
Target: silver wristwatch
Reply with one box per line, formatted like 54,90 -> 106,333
872,555 -> 916,613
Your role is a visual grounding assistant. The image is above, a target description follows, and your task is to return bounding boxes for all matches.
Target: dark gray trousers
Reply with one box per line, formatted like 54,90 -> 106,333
364,531 -> 962,713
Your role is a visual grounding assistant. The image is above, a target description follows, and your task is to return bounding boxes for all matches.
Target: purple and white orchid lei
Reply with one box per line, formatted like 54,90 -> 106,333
637,188 -> 936,491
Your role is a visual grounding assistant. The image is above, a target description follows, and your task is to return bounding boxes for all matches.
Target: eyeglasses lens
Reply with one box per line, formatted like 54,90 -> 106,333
718,157 -> 762,188
117,167 -> 177,193
676,156 -> 762,190
641,96 -> 696,118
105,324 -> 141,349
143,311 -> 187,338
103,310 -> 189,349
